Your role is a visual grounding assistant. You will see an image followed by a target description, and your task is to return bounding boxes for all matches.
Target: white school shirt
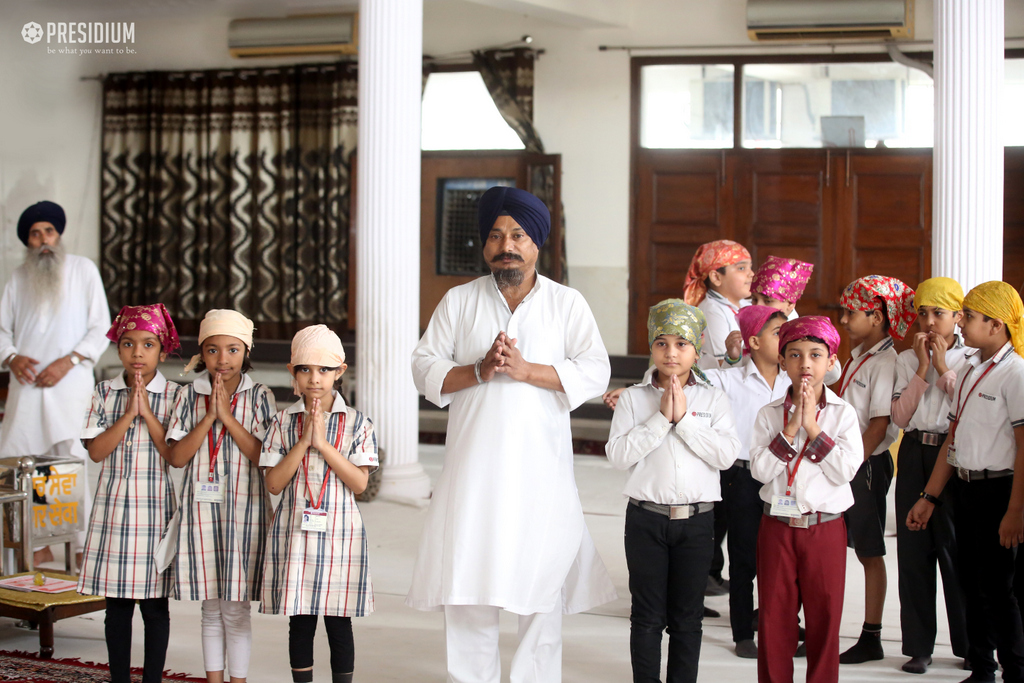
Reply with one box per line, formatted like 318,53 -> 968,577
606,371 -> 740,505
891,336 -> 970,434
697,290 -> 750,370
0,254 -> 111,457
705,363 -> 791,461
749,387 -> 864,514
837,336 -> 899,455
408,274 -> 617,616
946,342 -> 1024,472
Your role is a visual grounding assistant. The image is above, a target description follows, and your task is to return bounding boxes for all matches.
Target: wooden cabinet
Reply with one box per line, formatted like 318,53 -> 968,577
629,147 -> 1021,355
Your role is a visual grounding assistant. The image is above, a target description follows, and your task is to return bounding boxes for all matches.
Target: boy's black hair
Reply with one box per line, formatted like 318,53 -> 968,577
703,265 -> 729,289
781,335 -> 831,355
292,364 -> 345,391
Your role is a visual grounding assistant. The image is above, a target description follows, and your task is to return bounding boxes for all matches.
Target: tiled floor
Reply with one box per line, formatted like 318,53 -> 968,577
2,445 -> 971,682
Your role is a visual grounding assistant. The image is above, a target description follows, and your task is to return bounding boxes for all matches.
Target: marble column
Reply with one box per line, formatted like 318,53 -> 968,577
933,0 -> 1004,290
356,0 -> 431,499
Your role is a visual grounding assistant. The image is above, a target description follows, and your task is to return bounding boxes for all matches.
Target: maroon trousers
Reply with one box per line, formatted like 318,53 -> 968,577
756,514 -> 847,683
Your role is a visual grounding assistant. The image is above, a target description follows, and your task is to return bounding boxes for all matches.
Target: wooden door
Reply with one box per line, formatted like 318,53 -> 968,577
1005,148 -> 1024,289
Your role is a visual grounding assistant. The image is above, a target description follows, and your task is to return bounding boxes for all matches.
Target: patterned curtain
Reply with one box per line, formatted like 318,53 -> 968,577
100,62 -> 358,339
472,49 -> 566,282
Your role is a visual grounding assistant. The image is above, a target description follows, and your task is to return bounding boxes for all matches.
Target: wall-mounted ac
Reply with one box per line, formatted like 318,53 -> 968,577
228,14 -> 357,58
747,0 -> 913,42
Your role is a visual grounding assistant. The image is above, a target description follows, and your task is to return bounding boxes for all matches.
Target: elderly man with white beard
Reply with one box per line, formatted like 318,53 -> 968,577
0,200 -> 111,566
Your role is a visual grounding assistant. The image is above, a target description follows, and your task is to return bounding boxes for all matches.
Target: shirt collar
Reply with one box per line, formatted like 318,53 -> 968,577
284,391 -> 348,414
852,335 -> 894,359
111,369 -> 168,393
490,272 -> 542,308
193,372 -> 254,396
705,289 -> 743,313
966,341 -> 1015,368
641,369 -> 699,389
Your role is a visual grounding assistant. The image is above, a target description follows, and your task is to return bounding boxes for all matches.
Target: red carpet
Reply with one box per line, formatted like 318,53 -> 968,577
0,650 -> 205,682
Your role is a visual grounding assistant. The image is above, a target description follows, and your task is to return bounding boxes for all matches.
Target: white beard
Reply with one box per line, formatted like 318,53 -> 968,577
23,241 -> 66,311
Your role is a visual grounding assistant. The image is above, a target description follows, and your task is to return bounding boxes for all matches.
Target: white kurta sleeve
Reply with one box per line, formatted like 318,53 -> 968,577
551,291 -> 611,411
72,259 -> 112,362
674,388 -> 741,470
605,389 -> 671,470
817,404 -> 864,486
412,291 -> 460,409
0,279 -> 19,362
749,404 -> 788,485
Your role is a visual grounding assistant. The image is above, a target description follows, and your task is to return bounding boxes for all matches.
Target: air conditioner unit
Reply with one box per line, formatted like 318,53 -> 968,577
747,0 -> 913,42
228,14 -> 357,58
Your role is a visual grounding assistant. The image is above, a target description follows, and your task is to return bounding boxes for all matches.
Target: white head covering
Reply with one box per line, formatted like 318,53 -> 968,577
291,324 -> 345,367
182,309 -> 255,374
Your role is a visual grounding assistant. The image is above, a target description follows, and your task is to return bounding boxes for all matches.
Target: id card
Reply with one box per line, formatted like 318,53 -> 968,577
946,445 -> 957,466
301,508 -> 328,533
195,482 -> 223,504
770,494 -> 801,518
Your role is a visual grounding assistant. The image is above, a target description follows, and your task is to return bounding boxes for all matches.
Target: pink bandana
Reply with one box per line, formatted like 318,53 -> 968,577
840,275 -> 917,341
107,304 -> 181,353
683,240 -> 751,306
737,305 -> 783,353
752,256 -> 814,304
778,316 -> 841,357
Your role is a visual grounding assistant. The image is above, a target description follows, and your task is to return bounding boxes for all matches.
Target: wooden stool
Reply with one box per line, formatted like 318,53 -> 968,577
0,571 -> 105,658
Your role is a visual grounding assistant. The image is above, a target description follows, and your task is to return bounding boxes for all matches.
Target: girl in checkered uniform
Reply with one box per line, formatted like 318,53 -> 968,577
166,310 -> 276,683
261,326 -> 377,683
79,304 -> 183,683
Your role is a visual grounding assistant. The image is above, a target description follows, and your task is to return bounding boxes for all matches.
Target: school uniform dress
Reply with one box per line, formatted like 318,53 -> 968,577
944,342 -> 1024,681
837,336 -> 898,557
78,371 -> 181,599
260,394 -> 378,618
697,290 -> 750,371
890,338 -> 969,660
166,373 -> 276,602
750,388 -> 863,683
606,371 -> 740,683
706,364 -> 791,644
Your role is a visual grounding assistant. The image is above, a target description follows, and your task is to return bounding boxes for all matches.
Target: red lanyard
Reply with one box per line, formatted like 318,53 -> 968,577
298,412 -> 347,510
785,406 -> 823,496
838,354 -> 873,397
203,394 -> 240,482
949,360 -> 999,445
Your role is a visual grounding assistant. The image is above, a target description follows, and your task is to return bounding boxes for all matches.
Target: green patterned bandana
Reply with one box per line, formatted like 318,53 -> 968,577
648,299 -> 709,385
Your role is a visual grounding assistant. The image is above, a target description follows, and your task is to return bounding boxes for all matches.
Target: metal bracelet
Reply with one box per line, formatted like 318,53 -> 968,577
474,358 -> 484,384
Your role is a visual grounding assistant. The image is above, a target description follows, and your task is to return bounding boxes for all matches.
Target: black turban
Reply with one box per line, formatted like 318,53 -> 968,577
477,186 -> 550,248
17,201 -> 66,245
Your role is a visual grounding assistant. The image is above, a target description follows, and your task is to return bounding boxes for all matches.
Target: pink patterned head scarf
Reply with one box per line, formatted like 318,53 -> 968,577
752,256 -> 814,304
107,304 -> 181,353
840,275 -> 917,341
778,316 -> 841,357
737,305 -> 784,353
683,240 -> 751,305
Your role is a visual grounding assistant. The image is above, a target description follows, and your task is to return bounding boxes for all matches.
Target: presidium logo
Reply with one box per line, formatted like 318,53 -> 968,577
21,20 -> 136,54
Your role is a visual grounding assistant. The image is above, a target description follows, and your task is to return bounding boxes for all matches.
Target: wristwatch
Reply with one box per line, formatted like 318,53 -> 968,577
69,354 -> 81,366
920,491 -> 942,506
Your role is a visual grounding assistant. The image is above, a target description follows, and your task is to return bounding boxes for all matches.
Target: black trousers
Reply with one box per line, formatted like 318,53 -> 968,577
289,614 -> 354,673
894,437 -> 968,657
954,477 -> 1024,681
104,597 -> 170,683
722,464 -> 762,642
710,478 -> 728,581
625,502 -> 714,683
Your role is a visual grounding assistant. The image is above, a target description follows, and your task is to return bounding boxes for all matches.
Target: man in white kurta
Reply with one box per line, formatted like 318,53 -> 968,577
409,186 -> 616,683
0,201 -> 111,559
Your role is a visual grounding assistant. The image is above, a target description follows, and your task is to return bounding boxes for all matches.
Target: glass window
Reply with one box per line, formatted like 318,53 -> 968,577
1006,59 -> 1024,147
640,64 -> 735,149
421,71 -> 525,151
741,62 -> 933,149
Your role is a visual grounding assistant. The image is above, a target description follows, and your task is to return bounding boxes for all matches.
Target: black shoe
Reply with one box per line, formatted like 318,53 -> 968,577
705,575 -> 728,596
795,642 -> 807,658
958,676 -> 995,683
735,639 -> 757,659
839,634 -> 884,664
704,606 -> 721,618
798,625 -> 806,640
902,656 -> 932,674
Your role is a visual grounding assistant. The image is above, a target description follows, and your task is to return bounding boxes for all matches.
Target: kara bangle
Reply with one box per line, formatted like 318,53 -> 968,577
474,358 -> 484,384
725,353 -> 742,365
920,491 -> 942,506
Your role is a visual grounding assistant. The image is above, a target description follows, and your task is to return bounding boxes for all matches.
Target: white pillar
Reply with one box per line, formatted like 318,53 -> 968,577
356,0 -> 431,500
933,0 -> 1004,291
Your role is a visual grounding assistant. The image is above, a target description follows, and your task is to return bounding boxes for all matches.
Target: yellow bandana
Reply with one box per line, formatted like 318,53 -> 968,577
963,281 -> 1024,357
915,277 -> 964,312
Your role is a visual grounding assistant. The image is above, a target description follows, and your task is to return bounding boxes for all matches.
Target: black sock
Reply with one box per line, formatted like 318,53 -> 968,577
292,670 -> 314,683
862,622 -> 882,635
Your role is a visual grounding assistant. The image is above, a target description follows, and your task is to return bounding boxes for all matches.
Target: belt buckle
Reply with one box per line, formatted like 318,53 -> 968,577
957,467 -> 970,481
788,515 -> 810,528
670,505 -> 691,520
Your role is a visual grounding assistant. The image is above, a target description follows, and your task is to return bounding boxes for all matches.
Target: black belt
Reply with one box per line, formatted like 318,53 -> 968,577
905,429 -> 946,447
956,467 -> 1014,482
762,502 -> 843,528
732,460 -> 750,470
629,498 -> 715,520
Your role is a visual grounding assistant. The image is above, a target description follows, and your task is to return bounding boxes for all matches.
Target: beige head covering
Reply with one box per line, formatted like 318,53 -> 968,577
291,325 -> 345,367
182,309 -> 256,374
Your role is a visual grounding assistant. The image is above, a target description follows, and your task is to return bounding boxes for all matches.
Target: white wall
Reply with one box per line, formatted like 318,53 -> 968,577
3,0 -> 1023,355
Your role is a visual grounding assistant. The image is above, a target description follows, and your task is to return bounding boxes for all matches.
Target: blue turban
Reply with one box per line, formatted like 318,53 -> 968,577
477,186 -> 551,248
17,201 -> 66,246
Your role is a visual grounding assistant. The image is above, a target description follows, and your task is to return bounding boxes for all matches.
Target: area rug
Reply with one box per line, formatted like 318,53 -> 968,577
0,650 -> 205,682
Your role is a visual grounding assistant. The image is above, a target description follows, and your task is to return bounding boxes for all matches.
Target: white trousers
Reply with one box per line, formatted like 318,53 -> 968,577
201,599 -> 252,678
444,605 -> 563,683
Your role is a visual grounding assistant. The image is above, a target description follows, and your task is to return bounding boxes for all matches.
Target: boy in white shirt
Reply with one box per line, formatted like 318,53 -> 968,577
890,277 -> 970,674
908,281 -> 1024,683
750,316 -> 863,683
749,255 -> 814,321
836,275 -> 917,664
606,299 -> 741,683
681,239 -> 752,372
